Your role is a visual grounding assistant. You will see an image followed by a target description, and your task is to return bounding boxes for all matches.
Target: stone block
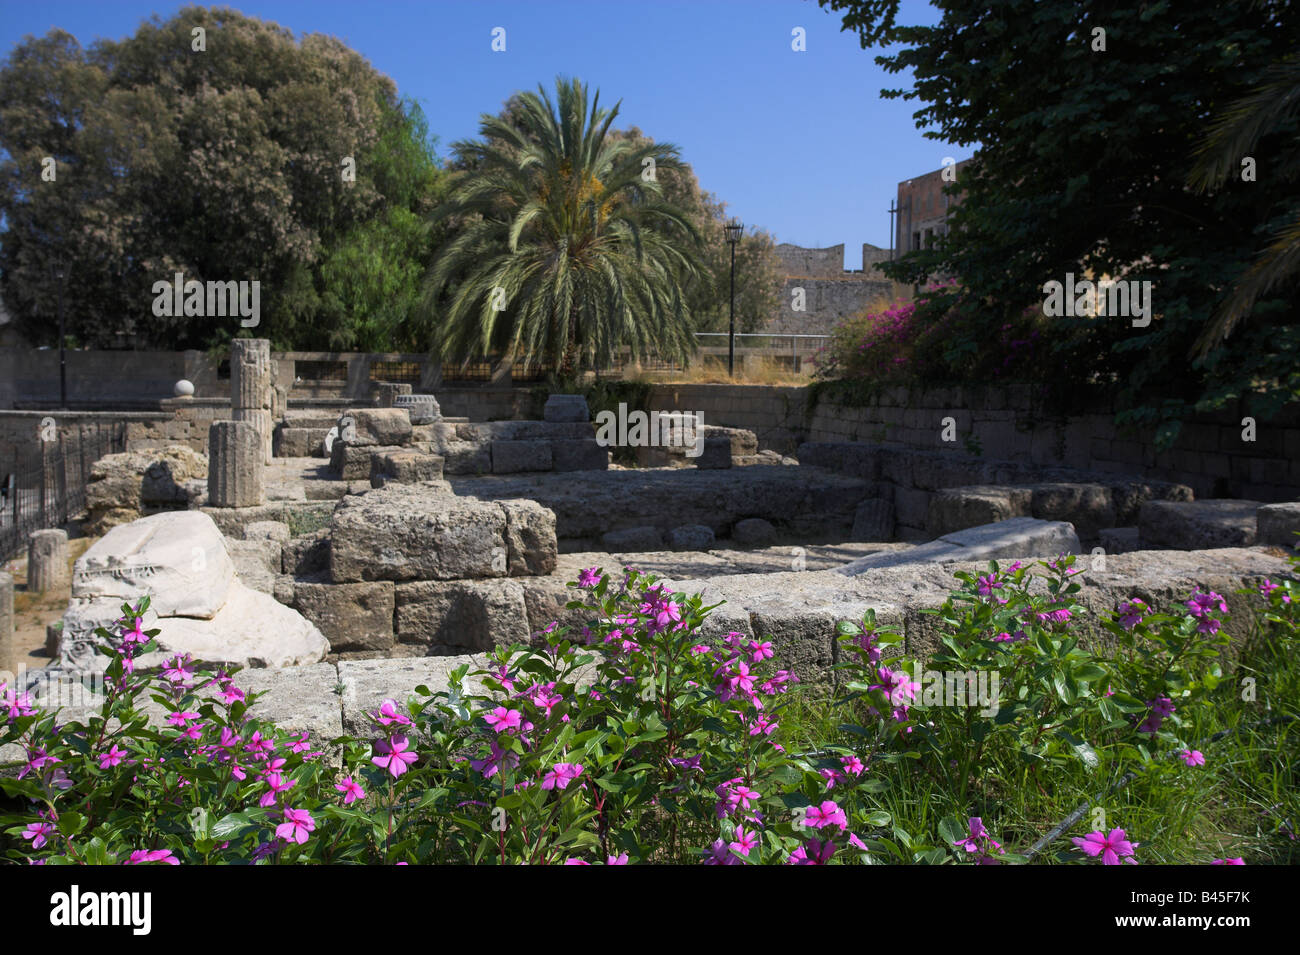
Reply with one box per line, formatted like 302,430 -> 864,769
499,499 -> 559,576
294,581 -> 395,652
851,499 -> 895,542
338,408 -> 413,447
492,439 -> 553,473
369,451 -> 446,488
1257,502 -> 1300,550
543,394 -> 590,423
1138,500 -> 1260,550
551,438 -> 609,472
330,484 -> 507,582
668,524 -> 716,551
376,382 -> 413,408
1098,527 -> 1141,555
394,579 -> 529,651
244,520 -> 291,544
394,394 -> 441,424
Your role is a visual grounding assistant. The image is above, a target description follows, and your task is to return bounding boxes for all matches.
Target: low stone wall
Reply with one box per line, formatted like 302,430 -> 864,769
9,547 -> 1288,759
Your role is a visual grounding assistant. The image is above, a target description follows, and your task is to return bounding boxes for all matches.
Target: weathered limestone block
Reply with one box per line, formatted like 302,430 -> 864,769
1138,500 -> 1260,550
208,420 -> 265,507
376,382 -> 413,408
851,499 -> 895,542
732,518 -> 777,547
294,581 -> 395,652
1029,483 -> 1117,540
369,451 -> 446,488
551,439 -> 609,472
330,442 -> 405,481
330,485 -> 508,583
492,440 -> 553,473
1257,502 -> 1300,550
85,445 -> 208,535
27,529 -> 70,593
668,524 -> 716,551
274,426 -> 330,458
59,510 -> 328,674
73,511 -> 236,618
927,486 -> 1032,538
394,579 -> 529,651
338,408 -> 412,447
543,394 -> 590,423
702,425 -> 759,457
838,517 -> 1081,574
499,499 -> 558,576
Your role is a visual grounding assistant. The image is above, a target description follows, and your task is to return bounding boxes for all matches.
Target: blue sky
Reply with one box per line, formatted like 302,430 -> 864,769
0,0 -> 962,268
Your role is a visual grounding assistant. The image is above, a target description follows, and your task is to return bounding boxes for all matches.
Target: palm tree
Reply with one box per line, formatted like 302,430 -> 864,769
1187,52 -> 1300,359
421,76 -> 706,375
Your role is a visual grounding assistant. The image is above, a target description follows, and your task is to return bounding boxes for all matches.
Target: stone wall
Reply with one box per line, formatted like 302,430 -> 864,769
773,243 -> 846,277
767,277 -> 896,336
639,384 -> 1300,502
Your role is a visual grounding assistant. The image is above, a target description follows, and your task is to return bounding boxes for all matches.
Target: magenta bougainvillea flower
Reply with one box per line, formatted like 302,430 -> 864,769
1071,828 -> 1138,865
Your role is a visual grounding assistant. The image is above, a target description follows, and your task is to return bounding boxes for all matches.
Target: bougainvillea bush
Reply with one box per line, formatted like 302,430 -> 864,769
1,557 -> 1295,865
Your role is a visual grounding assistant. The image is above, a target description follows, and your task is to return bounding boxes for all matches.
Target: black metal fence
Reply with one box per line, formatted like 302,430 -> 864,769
0,422 -> 127,562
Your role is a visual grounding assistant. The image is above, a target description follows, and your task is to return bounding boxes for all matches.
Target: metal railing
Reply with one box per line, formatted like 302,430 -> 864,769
0,422 -> 127,562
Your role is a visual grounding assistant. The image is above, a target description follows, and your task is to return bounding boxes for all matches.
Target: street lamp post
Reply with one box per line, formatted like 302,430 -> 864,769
724,219 -> 743,378
54,258 -> 67,409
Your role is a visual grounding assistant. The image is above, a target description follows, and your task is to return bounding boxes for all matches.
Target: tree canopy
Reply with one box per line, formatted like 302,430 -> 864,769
0,5 -> 444,351
822,0 -> 1300,444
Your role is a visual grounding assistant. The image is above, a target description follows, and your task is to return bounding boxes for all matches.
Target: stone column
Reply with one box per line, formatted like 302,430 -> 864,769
27,529 -> 69,593
208,420 -> 266,507
231,338 -> 273,464
0,572 -> 13,675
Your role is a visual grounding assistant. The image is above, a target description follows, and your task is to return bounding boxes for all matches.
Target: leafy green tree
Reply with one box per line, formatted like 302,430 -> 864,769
420,77 -> 709,373
821,0 -> 1300,444
0,6 -> 443,351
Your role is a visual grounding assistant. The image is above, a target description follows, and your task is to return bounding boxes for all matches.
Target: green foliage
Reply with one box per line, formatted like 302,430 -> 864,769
820,0 -> 1300,447
0,7 -> 445,350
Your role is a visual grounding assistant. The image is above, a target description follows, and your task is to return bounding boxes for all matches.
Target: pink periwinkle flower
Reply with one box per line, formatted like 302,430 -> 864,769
541,762 -> 585,791
98,744 -> 127,769
371,735 -> 418,778
729,825 -> 759,858
23,821 -> 53,849
275,808 -> 316,845
805,800 -> 848,830
1211,858 -> 1245,865
335,777 -> 365,804
1180,749 -> 1206,767
484,706 -> 523,734
375,699 -> 413,727
577,567 -> 602,588
126,848 -> 179,865
1071,828 -> 1138,865
788,838 -> 836,865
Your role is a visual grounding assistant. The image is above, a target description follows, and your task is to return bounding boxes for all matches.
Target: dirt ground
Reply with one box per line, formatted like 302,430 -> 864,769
2,529 -> 96,675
